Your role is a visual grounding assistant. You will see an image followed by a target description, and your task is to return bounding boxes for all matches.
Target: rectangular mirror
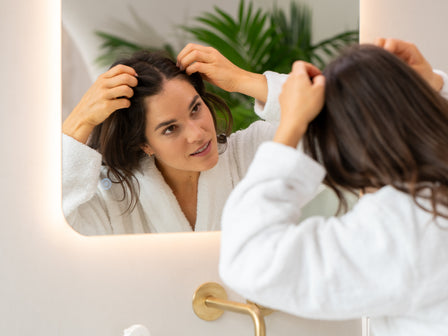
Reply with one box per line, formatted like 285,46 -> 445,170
62,0 -> 359,236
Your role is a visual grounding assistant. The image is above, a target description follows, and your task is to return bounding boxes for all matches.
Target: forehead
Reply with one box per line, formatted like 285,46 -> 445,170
144,78 -> 198,121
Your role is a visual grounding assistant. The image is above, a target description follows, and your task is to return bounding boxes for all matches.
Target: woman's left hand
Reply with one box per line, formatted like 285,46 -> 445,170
176,43 -> 268,103
274,61 -> 325,148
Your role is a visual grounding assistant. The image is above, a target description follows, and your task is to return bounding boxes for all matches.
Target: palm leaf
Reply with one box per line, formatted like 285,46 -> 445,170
195,15 -> 238,44
182,27 -> 249,68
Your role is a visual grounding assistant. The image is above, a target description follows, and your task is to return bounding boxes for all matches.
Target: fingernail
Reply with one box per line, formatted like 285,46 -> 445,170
176,62 -> 184,71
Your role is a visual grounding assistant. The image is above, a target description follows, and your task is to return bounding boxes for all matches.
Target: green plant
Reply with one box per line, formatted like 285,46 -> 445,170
95,0 -> 358,131
95,31 -> 175,67
268,2 -> 359,72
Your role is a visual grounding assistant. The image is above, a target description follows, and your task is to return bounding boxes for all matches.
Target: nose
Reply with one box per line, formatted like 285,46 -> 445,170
185,120 -> 206,144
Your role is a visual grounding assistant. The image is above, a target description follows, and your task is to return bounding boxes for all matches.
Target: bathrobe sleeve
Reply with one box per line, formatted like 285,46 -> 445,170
434,69 -> 448,99
62,134 -> 113,235
254,71 -> 288,122
222,71 -> 289,180
219,141 -> 448,320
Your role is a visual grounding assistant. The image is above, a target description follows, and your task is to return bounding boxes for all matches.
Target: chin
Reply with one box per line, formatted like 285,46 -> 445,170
200,150 -> 219,171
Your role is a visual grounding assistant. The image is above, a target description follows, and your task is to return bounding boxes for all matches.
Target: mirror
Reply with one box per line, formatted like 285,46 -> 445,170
62,0 -> 359,236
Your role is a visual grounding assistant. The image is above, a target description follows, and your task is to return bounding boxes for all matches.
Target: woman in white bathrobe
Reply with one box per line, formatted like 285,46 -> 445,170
62,45 -> 309,235
219,39 -> 448,335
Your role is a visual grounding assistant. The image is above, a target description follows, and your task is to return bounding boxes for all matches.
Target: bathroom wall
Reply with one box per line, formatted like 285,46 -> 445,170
360,0 -> 448,73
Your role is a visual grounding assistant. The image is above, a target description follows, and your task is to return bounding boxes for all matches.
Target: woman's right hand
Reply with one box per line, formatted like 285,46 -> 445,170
274,61 -> 325,148
62,64 -> 138,144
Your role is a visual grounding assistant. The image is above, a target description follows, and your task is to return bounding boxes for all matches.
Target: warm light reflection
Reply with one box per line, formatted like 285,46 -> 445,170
50,0 -> 63,227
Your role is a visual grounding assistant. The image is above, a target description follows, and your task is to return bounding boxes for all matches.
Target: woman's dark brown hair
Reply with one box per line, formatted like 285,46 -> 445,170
88,50 -> 233,213
304,44 -> 448,219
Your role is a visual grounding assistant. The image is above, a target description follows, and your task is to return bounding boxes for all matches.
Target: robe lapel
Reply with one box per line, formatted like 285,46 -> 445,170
135,157 -> 193,233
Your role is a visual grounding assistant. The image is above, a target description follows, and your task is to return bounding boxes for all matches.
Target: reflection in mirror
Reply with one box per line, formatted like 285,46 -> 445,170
62,0 -> 359,236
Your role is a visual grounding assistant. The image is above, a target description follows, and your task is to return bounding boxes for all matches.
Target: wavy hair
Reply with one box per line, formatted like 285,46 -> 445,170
304,44 -> 448,219
88,50 -> 233,213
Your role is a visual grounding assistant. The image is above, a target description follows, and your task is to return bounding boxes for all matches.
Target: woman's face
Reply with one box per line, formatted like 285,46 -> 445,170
140,77 -> 219,177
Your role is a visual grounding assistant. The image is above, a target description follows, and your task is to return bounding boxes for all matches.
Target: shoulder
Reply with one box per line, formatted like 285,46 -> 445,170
228,120 -> 275,144
351,186 -> 447,227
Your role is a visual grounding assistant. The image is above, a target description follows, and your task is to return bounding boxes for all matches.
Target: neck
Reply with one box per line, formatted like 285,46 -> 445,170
359,187 -> 379,197
155,159 -> 200,192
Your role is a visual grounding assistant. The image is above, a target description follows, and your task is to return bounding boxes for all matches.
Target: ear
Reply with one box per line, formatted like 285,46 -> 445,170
140,143 -> 155,156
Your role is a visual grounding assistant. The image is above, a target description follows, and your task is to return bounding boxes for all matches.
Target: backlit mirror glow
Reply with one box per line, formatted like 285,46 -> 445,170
62,0 -> 359,235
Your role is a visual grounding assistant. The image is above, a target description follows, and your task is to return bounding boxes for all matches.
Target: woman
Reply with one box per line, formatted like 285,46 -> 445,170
219,39 -> 448,335
62,46 -> 306,235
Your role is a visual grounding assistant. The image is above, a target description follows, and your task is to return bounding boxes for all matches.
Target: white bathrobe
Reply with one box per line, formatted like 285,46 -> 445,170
62,72 -> 285,235
219,70 -> 448,335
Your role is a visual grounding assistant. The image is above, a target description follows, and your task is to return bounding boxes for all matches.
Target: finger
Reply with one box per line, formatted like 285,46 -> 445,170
105,85 -> 134,100
176,43 -> 199,62
291,61 -> 313,82
291,61 -> 322,80
291,61 -> 308,75
178,48 -> 215,71
381,38 -> 417,63
382,38 -> 404,54
109,98 -> 131,111
312,74 -> 326,88
101,98 -> 132,117
177,43 -> 209,67
105,73 -> 138,89
374,37 -> 402,54
303,62 -> 322,78
104,64 -> 138,78
374,37 -> 386,47
183,61 -> 204,76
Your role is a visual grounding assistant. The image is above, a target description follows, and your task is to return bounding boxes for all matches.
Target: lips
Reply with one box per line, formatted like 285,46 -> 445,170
190,141 -> 211,156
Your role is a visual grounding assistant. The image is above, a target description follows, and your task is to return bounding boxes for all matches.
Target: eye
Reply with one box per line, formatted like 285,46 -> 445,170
162,124 -> 177,135
191,102 -> 202,115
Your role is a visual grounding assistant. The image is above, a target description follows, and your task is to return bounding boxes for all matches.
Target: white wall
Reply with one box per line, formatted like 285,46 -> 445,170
360,0 -> 448,73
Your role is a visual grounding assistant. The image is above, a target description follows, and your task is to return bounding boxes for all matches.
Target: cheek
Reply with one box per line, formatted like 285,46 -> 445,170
203,110 -> 216,131
148,135 -> 187,160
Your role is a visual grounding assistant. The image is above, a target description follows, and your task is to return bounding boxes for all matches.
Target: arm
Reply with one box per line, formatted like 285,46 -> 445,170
62,64 -> 138,235
177,43 -> 322,123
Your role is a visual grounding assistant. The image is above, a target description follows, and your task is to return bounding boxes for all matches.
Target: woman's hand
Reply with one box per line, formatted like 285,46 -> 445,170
274,61 -> 325,148
375,37 -> 443,92
176,43 -> 268,103
62,64 -> 138,144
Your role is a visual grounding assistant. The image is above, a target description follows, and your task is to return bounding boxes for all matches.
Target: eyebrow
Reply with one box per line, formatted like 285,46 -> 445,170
154,118 -> 177,132
154,95 -> 200,131
188,95 -> 200,110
